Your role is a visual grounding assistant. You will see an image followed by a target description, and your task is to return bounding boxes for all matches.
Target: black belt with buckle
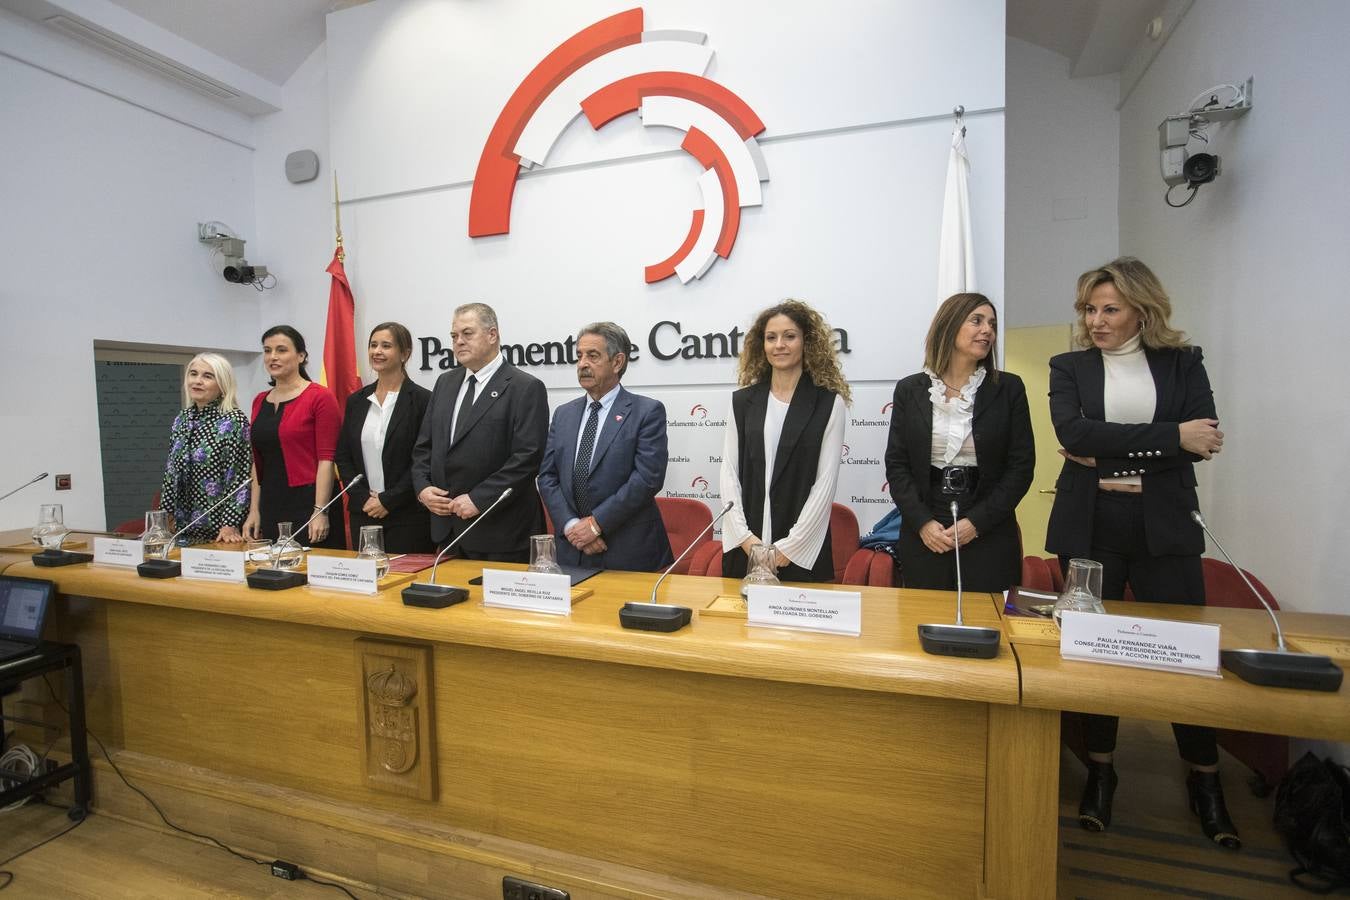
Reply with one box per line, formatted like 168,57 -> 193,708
931,465 -> 979,496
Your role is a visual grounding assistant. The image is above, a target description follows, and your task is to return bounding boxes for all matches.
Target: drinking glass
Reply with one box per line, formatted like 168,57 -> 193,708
1053,558 -> 1106,626
740,542 -> 782,597
527,534 -> 563,575
141,510 -> 173,560
357,525 -> 390,579
32,503 -> 69,549
269,522 -> 304,571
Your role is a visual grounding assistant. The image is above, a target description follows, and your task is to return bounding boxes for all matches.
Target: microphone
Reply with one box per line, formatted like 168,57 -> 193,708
0,472 -> 48,503
403,487 -> 515,608
138,476 -> 253,578
247,475 -> 366,590
917,500 -> 1001,658
620,501 -> 735,633
1191,510 -> 1342,691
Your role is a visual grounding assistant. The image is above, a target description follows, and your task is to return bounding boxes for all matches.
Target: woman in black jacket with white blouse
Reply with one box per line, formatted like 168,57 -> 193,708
885,293 -> 1034,592
1047,257 -> 1237,850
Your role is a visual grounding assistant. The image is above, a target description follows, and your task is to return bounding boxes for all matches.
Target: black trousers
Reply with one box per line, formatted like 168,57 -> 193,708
348,508 -> 435,555
898,485 -> 1022,593
1066,491 -> 1217,767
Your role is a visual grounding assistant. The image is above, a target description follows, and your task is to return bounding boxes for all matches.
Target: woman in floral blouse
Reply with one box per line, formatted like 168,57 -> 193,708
159,353 -> 252,543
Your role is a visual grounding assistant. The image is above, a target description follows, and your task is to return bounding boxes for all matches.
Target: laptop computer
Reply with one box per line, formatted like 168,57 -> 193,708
0,575 -> 52,664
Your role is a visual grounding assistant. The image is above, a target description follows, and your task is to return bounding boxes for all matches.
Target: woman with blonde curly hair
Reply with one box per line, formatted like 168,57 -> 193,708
884,292 -> 1034,592
719,299 -> 849,582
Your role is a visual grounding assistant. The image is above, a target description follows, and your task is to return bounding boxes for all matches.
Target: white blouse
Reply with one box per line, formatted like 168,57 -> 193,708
359,390 -> 399,494
1100,333 -> 1155,488
719,393 -> 847,569
927,366 -> 985,467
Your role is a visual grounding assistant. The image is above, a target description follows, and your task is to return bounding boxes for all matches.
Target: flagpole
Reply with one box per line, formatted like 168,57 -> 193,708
333,169 -> 344,261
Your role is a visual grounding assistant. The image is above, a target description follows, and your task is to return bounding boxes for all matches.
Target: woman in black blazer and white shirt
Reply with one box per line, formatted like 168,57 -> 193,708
1047,257 -> 1237,849
885,293 -> 1034,592
335,322 -> 434,554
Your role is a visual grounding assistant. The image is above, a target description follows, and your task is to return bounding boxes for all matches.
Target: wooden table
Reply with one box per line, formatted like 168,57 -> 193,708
1010,600 -> 1350,742
5,555 -> 1059,899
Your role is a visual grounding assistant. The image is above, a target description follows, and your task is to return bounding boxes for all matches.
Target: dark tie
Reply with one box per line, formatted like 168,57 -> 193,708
572,400 -> 602,515
453,374 -> 477,443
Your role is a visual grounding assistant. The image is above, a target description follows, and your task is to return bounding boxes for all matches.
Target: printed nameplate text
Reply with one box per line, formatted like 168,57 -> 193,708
181,548 -> 246,584
93,538 -> 144,568
307,556 -> 379,594
482,569 -> 571,614
1060,610 -> 1220,677
746,585 -> 862,636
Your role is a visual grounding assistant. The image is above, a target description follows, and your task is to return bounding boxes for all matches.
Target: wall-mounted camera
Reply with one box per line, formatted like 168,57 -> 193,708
197,222 -> 276,290
1158,78 -> 1253,208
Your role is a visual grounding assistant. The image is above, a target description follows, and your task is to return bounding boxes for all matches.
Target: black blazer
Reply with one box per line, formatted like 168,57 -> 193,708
1045,346 -> 1215,558
884,370 -> 1035,537
333,380 -> 432,521
410,360 -> 548,551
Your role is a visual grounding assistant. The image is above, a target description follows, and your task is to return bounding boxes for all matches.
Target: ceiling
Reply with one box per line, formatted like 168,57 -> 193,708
108,0 -> 368,85
1007,0 -> 1166,77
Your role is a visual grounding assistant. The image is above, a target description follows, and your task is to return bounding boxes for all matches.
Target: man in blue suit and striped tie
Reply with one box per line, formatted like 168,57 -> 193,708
538,322 -> 673,572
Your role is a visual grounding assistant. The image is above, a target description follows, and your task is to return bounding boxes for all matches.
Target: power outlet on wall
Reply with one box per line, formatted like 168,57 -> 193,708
55,474 -> 71,490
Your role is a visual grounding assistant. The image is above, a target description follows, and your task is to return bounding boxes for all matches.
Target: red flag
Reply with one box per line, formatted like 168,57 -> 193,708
321,247 -> 361,409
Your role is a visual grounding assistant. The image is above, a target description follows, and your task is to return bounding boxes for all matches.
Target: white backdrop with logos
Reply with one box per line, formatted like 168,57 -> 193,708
325,0 -> 1005,536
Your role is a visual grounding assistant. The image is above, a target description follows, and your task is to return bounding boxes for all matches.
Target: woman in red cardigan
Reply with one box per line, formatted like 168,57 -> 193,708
242,325 -> 343,547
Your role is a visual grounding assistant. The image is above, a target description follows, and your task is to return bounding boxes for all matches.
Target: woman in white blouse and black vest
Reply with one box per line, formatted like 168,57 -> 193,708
885,293 -> 1035,592
334,322 -> 434,554
1047,258 -> 1237,849
720,300 -> 850,582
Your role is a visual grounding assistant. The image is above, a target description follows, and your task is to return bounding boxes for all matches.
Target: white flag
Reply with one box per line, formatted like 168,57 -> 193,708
937,126 -> 975,300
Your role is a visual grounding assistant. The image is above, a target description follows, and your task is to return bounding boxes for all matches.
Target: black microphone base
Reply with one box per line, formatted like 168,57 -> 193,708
619,602 -> 692,632
402,583 -> 469,608
917,623 -> 1001,659
1221,648 -> 1343,692
246,569 -> 307,590
137,559 -> 181,578
32,549 -> 93,567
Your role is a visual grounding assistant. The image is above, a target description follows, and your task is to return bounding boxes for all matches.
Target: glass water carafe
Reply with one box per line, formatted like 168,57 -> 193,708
356,525 -> 390,579
527,534 -> 563,575
269,521 -> 304,571
740,542 -> 782,597
141,510 -> 173,560
1053,557 -> 1106,626
32,503 -> 69,549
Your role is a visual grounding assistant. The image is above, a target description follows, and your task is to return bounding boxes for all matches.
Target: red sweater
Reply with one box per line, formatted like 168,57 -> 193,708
251,382 -> 341,488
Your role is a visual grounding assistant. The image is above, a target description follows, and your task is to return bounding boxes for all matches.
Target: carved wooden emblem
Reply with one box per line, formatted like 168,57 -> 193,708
354,638 -> 435,800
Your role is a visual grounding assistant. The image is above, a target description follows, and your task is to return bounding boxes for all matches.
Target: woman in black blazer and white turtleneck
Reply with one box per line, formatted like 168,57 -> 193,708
334,322 -> 434,554
1047,257 -> 1238,850
885,293 -> 1035,593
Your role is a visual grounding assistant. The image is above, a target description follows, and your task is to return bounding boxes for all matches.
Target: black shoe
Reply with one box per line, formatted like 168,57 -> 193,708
1187,770 -> 1242,850
1078,760 -> 1118,832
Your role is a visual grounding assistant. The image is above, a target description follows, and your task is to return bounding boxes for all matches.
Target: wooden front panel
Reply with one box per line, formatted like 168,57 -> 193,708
61,596 -> 990,898
355,638 -> 436,801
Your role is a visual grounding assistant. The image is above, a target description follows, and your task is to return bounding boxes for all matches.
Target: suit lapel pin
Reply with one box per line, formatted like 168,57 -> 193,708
490,391 -> 499,398
614,414 -> 623,422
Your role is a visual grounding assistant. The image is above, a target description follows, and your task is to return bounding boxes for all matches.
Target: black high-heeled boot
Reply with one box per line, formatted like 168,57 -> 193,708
1186,770 -> 1242,850
1078,760 -> 1118,832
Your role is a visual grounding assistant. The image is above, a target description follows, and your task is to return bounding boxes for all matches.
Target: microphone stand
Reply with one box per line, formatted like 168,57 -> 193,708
620,501 -> 735,633
1192,511 -> 1342,691
247,475 -> 365,590
917,500 -> 1001,658
0,472 -> 48,502
138,476 -> 254,578
402,487 -> 515,608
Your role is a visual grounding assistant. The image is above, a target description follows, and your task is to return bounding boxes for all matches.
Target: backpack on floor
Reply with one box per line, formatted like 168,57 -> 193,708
1273,751 -> 1350,893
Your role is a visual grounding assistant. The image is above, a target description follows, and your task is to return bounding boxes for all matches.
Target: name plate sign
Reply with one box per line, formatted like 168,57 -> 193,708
307,556 -> 379,594
181,548 -> 246,584
746,585 -> 862,636
1060,610 -> 1220,677
482,569 -> 571,614
93,538 -> 144,568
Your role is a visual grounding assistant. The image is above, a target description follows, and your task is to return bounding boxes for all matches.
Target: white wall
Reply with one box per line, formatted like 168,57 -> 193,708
1118,0 -> 1350,618
0,8 -> 263,531
314,0 -> 1006,528
1005,37 -> 1119,328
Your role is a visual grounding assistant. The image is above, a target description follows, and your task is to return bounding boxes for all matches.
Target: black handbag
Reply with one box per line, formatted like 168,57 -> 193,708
1273,751 -> 1350,893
